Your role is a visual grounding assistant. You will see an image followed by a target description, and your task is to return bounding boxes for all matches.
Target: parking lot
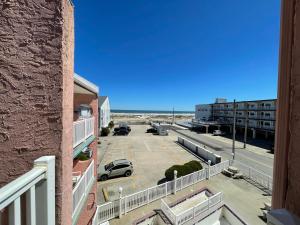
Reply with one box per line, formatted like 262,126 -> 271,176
97,125 -> 202,203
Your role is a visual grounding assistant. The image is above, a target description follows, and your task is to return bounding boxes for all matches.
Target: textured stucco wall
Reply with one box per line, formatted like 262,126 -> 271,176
273,0 -> 300,217
0,0 -> 74,224
285,0 -> 300,215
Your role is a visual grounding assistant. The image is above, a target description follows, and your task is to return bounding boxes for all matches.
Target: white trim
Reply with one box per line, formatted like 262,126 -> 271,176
74,73 -> 99,95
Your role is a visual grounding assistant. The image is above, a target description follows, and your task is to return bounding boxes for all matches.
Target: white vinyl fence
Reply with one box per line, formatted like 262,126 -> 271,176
178,137 -> 221,164
73,117 -> 95,148
94,160 -> 230,224
72,160 -> 95,218
232,160 -> 273,193
161,192 -> 223,225
0,156 -> 55,225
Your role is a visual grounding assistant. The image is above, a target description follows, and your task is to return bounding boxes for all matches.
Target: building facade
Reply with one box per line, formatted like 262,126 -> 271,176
0,0 -> 99,224
195,104 -> 212,121
98,96 -> 111,130
195,98 -> 276,139
73,74 -> 99,225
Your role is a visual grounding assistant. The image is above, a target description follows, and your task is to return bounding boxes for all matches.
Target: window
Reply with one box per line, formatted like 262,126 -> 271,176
112,164 -> 129,170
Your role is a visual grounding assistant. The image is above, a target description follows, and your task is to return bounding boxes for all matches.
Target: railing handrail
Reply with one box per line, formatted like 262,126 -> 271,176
0,156 -> 55,225
72,159 -> 95,217
73,116 -> 95,148
0,167 -> 46,209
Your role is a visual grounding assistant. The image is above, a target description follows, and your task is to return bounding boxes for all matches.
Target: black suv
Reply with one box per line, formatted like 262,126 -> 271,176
114,127 -> 129,136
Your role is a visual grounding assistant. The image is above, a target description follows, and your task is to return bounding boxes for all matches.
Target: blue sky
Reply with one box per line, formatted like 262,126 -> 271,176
73,0 -> 281,111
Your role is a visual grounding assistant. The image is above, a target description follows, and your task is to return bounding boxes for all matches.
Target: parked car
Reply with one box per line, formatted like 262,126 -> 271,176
146,128 -> 157,133
98,159 -> 133,181
115,124 -> 131,133
213,130 -> 225,136
114,127 -> 129,136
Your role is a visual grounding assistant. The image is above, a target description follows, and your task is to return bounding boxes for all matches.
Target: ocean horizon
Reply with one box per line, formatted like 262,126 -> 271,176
111,109 -> 194,115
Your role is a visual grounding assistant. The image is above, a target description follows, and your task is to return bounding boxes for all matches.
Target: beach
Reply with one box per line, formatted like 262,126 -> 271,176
111,112 -> 194,124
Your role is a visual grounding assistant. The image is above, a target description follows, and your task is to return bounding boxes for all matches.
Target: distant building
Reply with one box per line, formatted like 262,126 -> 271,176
194,98 -> 276,139
195,104 -> 212,121
99,96 -> 111,129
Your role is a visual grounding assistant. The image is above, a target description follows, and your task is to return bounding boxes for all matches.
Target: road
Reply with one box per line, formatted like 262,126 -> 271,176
170,129 -> 274,177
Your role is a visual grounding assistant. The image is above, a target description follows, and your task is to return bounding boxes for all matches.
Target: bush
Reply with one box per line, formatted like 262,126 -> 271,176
108,121 -> 114,129
164,160 -> 203,181
101,127 -> 110,136
76,152 -> 89,161
184,160 -> 203,171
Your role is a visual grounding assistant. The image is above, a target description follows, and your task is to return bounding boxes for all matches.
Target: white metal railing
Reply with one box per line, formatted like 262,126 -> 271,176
161,192 -> 223,225
161,199 -> 177,224
73,117 -> 95,148
72,160 -> 95,218
96,161 -> 229,224
209,160 -> 230,177
0,156 -> 55,225
233,160 -> 273,193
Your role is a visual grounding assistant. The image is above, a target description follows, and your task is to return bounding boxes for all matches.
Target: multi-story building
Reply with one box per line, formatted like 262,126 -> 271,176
195,98 -> 276,139
73,74 -> 99,225
98,96 -> 111,130
0,0 -> 99,224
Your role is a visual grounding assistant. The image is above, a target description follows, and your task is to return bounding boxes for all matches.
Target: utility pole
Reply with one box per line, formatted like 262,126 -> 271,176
172,107 -> 175,125
243,103 -> 248,149
232,99 -> 236,160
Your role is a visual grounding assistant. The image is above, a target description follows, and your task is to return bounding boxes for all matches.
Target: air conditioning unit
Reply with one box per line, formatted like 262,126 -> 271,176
267,209 -> 300,225
83,147 -> 93,158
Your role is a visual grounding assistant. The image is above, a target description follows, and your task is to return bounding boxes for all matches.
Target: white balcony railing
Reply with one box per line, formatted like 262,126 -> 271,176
0,156 -> 55,225
73,117 -> 95,148
72,159 -> 95,218
161,192 -> 223,225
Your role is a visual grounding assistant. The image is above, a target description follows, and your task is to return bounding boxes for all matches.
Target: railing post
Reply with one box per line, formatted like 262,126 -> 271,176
174,170 -> 177,195
207,160 -> 211,180
118,187 -> 123,218
147,188 -> 150,204
124,196 -> 127,215
34,156 -> 55,225
165,183 -> 168,196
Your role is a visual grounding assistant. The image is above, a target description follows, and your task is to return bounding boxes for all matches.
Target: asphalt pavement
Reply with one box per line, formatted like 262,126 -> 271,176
171,129 -> 274,177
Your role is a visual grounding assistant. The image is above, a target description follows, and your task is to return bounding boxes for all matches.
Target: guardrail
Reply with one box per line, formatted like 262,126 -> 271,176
95,160 -> 230,224
73,117 -> 95,148
72,160 -> 95,218
233,160 -> 273,193
0,156 -> 55,225
161,192 -> 223,225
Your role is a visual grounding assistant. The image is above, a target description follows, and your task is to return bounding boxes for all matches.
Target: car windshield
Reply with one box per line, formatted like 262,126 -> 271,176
105,162 -> 114,170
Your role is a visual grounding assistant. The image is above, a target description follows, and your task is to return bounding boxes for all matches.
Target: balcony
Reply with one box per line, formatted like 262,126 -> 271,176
72,159 -> 95,221
73,117 -> 95,158
0,156 -> 55,225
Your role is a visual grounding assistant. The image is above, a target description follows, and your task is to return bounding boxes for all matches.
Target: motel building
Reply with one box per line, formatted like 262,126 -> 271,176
1,0 -> 300,225
98,96 -> 111,131
194,98 -> 276,141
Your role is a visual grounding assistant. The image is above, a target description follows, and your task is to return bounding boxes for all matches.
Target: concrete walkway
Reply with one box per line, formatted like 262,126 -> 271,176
109,174 -> 271,225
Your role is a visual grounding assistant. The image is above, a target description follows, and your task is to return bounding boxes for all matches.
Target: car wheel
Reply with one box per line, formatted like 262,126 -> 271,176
100,175 -> 108,181
124,171 -> 132,177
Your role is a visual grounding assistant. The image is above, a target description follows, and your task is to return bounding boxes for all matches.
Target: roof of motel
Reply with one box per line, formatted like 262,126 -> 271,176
99,96 -> 109,107
74,73 -> 99,95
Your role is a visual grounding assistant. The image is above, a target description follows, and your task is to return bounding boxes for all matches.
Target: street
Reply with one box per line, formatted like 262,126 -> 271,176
172,129 -> 274,177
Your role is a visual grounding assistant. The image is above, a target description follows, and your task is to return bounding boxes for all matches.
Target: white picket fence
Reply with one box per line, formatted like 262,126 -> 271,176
94,160 -> 230,224
209,160 -> 230,177
73,117 -> 95,148
72,160 -> 95,218
232,160 -> 273,193
161,192 -> 223,225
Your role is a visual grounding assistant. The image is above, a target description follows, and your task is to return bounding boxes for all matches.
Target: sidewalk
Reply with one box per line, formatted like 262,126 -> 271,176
109,174 -> 271,225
